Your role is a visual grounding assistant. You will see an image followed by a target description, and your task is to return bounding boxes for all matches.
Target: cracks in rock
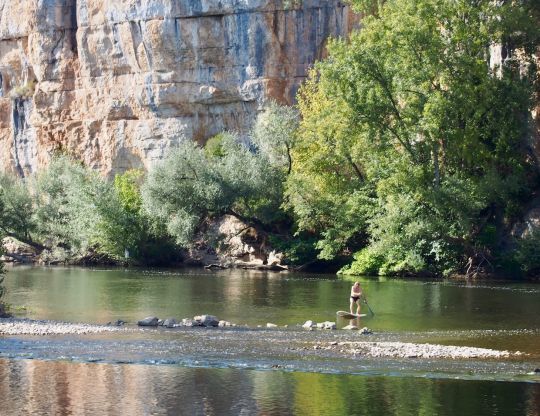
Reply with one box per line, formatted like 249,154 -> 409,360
11,98 -> 28,178
50,30 -> 66,62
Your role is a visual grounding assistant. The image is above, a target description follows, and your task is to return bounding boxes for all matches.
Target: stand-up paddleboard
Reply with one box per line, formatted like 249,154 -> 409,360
336,311 -> 367,319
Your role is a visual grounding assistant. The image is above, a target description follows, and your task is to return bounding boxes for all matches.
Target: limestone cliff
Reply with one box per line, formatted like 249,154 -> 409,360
0,0 -> 357,176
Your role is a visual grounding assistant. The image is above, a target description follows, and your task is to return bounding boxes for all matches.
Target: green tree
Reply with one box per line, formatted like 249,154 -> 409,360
0,173 -> 35,243
515,227 -> 540,275
32,156 -> 108,254
290,0 -> 539,275
252,101 -> 299,173
92,169 -> 148,260
142,134 -> 284,247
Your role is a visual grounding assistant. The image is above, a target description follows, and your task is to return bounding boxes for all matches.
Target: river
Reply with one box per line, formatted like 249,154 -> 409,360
1,266 -> 539,415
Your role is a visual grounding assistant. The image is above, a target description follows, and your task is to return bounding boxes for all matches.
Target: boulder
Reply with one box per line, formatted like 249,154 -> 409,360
137,317 -> 159,327
182,318 -> 195,327
157,319 -> 164,326
1,237 -> 39,263
322,321 -> 336,330
302,320 -> 315,329
359,327 -> 373,335
163,318 -> 176,328
195,315 -> 219,327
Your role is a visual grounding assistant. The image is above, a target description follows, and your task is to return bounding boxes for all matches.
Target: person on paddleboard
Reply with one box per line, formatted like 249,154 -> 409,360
350,281 -> 363,315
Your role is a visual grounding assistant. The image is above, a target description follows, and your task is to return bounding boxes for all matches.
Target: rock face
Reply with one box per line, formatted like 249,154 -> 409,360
0,0 -> 357,177
188,214 -> 287,268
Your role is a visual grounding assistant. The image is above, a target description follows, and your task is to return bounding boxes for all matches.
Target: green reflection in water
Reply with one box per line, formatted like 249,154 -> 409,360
0,359 -> 537,416
4,266 -> 540,336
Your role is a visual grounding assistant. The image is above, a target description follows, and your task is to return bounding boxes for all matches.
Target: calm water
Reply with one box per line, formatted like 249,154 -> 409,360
1,266 -> 539,415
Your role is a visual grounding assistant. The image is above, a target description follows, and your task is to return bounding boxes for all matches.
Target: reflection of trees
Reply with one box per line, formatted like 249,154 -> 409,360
0,359 -> 536,414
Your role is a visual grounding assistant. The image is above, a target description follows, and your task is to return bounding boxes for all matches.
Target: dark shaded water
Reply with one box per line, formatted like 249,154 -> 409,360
1,266 -> 539,415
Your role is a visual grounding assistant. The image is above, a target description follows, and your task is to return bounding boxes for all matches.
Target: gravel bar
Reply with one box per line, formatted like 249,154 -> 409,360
323,340 -> 521,359
0,318 -> 129,335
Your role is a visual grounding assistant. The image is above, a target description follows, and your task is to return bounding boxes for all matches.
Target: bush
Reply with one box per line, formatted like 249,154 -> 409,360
0,173 -> 35,243
32,156 -> 107,253
268,233 -> 318,265
515,227 -> 540,275
339,248 -> 383,276
142,135 -> 284,247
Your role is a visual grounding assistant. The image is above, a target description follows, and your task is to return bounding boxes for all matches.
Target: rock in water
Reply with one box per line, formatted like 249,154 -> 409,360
163,318 -> 176,328
302,320 -> 314,329
323,321 -> 336,330
137,317 -> 159,327
196,315 -> 219,327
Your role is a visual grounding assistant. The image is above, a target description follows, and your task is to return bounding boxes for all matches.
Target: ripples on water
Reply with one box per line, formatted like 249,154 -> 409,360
2,266 -> 539,415
0,359 -> 538,416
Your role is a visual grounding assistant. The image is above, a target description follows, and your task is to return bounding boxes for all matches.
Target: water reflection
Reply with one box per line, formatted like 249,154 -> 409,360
0,359 -> 537,416
4,266 -> 540,334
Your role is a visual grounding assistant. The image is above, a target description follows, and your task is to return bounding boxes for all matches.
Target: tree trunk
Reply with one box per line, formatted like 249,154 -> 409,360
432,141 -> 440,188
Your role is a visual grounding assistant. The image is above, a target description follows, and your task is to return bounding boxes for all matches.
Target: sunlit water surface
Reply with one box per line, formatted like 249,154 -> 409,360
1,266 -> 539,415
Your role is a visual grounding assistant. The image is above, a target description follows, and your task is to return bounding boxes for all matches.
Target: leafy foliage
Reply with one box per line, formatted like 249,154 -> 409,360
289,0 -> 539,275
142,134 -> 284,247
252,101 -> 299,173
32,156 -> 107,254
0,173 -> 35,242
515,227 -> 540,275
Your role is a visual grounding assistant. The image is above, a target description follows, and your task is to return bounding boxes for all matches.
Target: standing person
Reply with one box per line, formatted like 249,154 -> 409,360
350,281 -> 363,315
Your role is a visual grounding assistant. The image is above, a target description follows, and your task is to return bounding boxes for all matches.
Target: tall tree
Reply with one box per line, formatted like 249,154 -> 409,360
289,0 -> 539,275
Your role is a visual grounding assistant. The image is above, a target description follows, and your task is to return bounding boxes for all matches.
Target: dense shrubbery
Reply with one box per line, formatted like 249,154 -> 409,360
289,0 -> 539,276
141,102 -> 301,250
515,228 -> 540,275
0,157 -> 179,265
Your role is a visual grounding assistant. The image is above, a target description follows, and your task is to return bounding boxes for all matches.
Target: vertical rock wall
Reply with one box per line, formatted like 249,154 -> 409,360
0,0 -> 357,176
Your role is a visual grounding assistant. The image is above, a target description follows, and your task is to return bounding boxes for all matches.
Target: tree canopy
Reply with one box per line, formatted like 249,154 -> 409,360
288,0 -> 539,275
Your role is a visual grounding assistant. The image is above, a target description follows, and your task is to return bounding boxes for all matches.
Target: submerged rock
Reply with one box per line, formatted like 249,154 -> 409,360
138,317 -> 159,327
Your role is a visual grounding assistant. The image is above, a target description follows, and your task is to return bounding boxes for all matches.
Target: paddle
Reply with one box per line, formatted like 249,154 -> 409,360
362,296 -> 375,316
